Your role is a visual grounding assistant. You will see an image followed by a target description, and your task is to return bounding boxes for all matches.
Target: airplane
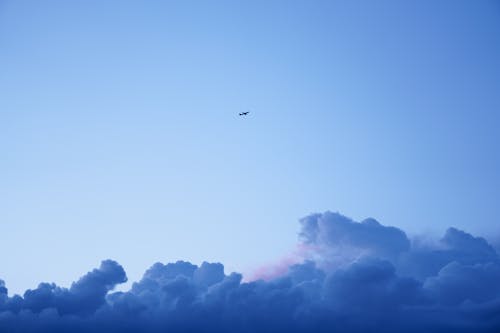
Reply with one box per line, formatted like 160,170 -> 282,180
239,111 -> 250,116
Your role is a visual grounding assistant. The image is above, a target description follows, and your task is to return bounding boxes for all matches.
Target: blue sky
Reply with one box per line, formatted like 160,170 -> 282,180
1,0 -> 500,295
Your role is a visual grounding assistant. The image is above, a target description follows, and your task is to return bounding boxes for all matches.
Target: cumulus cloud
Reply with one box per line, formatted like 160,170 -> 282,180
1,211 -> 499,332
300,212 -> 410,257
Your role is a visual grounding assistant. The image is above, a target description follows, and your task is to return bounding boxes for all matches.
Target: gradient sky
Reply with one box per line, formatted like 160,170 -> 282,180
1,0 -> 500,295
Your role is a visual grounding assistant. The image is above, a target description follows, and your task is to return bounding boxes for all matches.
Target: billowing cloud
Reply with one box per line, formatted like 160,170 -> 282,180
300,212 -> 411,258
1,211 -> 499,332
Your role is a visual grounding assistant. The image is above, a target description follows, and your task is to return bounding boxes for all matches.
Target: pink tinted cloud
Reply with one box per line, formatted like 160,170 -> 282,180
245,243 -> 319,281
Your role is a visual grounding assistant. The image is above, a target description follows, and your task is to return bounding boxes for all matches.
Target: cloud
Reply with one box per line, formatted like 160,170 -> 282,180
300,212 -> 410,256
299,212 -> 411,269
19,260 -> 127,317
1,211 -> 499,332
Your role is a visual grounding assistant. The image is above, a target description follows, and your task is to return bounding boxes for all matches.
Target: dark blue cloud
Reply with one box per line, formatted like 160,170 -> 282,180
300,212 -> 410,262
1,212 -> 499,332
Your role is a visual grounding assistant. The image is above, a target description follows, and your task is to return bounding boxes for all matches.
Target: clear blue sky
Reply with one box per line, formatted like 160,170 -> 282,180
1,0 -> 500,295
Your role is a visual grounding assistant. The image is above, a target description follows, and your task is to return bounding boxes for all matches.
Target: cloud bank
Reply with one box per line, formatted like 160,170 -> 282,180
1,211 -> 500,332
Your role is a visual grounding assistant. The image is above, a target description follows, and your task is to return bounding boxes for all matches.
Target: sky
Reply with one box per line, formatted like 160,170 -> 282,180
1,0 -> 500,298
